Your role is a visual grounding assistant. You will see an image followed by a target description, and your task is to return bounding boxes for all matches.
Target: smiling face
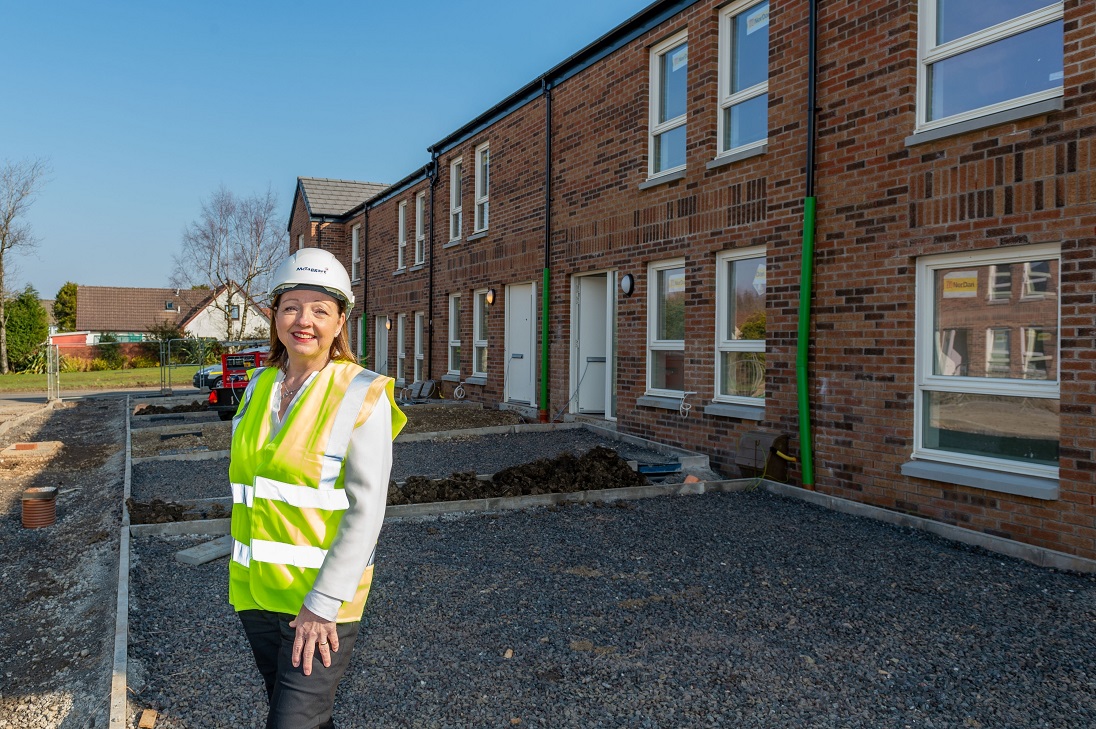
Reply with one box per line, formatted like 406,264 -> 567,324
274,288 -> 347,369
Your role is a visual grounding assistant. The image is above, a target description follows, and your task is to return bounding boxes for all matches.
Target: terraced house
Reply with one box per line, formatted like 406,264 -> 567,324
288,0 -> 1096,566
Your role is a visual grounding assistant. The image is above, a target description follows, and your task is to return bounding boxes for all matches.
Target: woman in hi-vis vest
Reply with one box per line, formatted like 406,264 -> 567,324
229,248 -> 405,729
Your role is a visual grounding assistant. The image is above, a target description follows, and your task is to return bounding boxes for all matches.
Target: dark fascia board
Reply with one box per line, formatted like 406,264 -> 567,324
286,177 -> 312,233
427,0 -> 701,158
365,163 -> 432,210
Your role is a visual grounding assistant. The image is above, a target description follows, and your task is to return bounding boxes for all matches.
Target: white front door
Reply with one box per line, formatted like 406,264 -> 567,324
505,282 -> 536,405
374,316 -> 389,375
575,274 -> 610,414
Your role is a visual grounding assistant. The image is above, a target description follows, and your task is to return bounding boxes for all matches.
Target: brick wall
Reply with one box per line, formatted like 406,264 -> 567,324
294,0 -> 1096,561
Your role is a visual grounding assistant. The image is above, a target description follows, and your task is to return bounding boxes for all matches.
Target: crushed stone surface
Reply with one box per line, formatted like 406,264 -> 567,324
127,490 -> 1096,728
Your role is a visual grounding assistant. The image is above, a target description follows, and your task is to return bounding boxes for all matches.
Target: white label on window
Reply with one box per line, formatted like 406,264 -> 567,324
753,263 -> 766,295
942,271 -> 977,298
1049,71 -> 1064,81
671,47 -> 687,71
746,6 -> 769,35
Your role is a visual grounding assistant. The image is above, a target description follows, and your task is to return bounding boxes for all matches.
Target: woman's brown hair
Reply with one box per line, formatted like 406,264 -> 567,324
265,292 -> 357,370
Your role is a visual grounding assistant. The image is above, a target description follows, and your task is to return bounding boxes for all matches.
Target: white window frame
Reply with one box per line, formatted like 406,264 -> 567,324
297,234 -> 304,251
717,0 -> 769,158
648,30 -> 689,178
397,201 -> 407,270
474,143 -> 489,232
449,158 -> 463,242
714,247 -> 766,404
916,1 -> 1064,132
351,224 -> 361,280
414,311 -> 425,383
448,294 -> 462,375
646,258 -> 687,397
473,288 -> 489,378
914,243 -> 1060,479
396,313 -> 407,384
414,192 -> 426,265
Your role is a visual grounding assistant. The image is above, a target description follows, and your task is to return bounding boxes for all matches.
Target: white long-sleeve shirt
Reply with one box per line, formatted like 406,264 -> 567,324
267,366 -> 393,621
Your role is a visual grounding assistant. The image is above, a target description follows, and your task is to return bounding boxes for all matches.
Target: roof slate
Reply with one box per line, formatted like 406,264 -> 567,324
299,177 -> 388,217
75,286 -> 213,333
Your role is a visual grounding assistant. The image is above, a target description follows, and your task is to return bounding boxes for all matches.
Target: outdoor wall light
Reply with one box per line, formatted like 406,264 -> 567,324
486,288 -> 496,305
620,273 -> 635,297
385,317 -> 392,330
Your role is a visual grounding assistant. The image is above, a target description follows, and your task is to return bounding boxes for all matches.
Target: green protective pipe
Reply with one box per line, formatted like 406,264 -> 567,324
796,196 -> 817,487
539,267 -> 550,420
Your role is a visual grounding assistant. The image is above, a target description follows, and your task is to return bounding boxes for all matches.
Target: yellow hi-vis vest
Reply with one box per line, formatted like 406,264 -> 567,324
228,361 -> 406,623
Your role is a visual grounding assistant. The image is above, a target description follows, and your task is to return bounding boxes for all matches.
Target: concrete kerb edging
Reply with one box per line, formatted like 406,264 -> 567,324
129,479 -> 757,537
132,449 -> 229,465
108,397 -> 133,727
762,480 -> 1096,575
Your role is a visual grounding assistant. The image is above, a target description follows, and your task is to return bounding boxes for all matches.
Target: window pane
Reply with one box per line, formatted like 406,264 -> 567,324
475,294 -> 488,338
720,351 -> 766,398
725,256 -> 766,340
928,21 -> 1063,121
936,0 -> 1057,44
475,346 -> 487,374
660,41 -> 688,122
651,350 -> 685,391
656,267 -> 686,341
933,259 -> 1057,380
923,391 -> 1058,467
723,93 -> 768,151
732,1 -> 769,93
654,125 -> 686,172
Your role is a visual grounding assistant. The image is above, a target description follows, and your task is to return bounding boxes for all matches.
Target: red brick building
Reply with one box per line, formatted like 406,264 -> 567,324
289,0 -> 1095,565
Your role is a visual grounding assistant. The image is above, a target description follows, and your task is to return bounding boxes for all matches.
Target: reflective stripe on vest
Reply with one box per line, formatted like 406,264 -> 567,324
231,538 -> 377,570
232,477 -> 351,511
231,366 -> 266,438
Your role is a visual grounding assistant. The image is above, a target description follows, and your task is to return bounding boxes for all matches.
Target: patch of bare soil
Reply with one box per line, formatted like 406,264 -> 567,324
130,423 -> 230,459
133,401 -> 207,415
125,498 -> 228,524
0,399 -> 125,728
388,446 -> 647,505
400,405 -> 525,434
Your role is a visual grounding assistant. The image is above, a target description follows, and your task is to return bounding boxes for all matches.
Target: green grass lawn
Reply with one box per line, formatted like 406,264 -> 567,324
0,365 -> 202,393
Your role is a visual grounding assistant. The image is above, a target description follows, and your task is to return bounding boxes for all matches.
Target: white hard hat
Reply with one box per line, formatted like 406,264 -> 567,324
270,248 -> 355,312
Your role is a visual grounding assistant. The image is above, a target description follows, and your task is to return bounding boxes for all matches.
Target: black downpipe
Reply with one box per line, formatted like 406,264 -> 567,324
362,207 -> 369,362
806,0 -> 818,198
539,77 -> 553,421
427,153 -> 439,378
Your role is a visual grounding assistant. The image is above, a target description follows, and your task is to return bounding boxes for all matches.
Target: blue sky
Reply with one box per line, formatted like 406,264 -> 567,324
2,0 -> 651,301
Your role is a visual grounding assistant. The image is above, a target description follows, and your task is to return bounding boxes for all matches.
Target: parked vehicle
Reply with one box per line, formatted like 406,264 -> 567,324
207,348 -> 268,420
192,365 -> 223,390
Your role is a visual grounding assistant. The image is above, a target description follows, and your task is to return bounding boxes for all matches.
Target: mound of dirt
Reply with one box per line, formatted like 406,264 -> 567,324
387,446 -> 647,506
400,405 -> 525,434
126,498 -> 228,524
134,401 -> 207,415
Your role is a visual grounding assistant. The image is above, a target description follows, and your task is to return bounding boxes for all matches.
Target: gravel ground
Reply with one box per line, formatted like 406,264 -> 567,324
128,489 -> 1096,728
130,429 -> 679,502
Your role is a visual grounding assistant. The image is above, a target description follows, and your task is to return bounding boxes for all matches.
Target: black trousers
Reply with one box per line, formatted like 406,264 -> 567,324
238,610 -> 360,729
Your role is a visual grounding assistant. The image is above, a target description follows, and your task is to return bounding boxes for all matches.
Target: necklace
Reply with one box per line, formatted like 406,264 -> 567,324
281,381 -> 302,399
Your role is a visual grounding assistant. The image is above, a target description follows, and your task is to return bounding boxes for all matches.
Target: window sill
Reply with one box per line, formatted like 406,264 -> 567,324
467,231 -> 488,242
409,264 -> 425,272
638,168 -> 685,191
442,373 -> 461,383
706,144 -> 766,170
466,375 -> 487,386
704,402 -> 764,421
636,394 -> 686,411
900,459 -> 1058,501
904,98 -> 1063,147
393,268 -> 406,276
443,239 -> 461,249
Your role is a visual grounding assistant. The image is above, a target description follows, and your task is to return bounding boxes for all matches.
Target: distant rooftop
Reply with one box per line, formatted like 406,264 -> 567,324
298,177 -> 388,217
75,286 -> 212,333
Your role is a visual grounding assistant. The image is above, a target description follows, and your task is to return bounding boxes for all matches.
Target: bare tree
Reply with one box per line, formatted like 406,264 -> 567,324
173,186 -> 286,340
0,158 -> 49,374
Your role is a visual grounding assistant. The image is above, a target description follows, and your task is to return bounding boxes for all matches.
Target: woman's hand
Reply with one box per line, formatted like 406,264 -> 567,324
289,606 -> 339,676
